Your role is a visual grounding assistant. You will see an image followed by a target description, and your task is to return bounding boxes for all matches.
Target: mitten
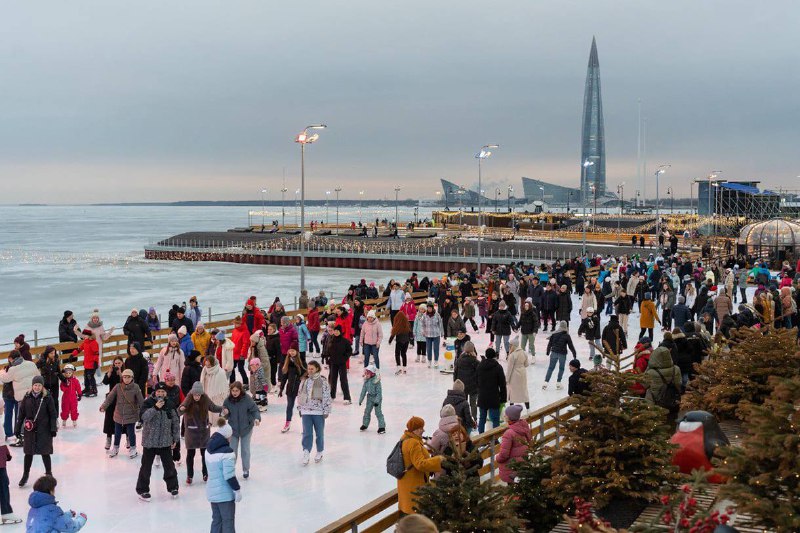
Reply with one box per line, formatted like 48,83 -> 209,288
234,490 -> 242,503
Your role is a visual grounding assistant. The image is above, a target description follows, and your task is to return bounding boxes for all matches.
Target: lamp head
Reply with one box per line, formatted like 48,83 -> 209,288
583,160 -> 594,168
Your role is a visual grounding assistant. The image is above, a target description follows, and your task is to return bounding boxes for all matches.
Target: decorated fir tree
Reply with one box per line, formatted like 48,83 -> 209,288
507,438 -> 563,532
681,326 -> 800,420
413,444 -> 520,533
716,375 -> 800,532
546,369 -> 681,513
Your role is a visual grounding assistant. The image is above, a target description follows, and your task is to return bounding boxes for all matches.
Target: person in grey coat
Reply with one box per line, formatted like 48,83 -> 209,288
100,369 -> 144,459
222,382 -> 260,479
180,382 -> 225,484
135,383 -> 180,501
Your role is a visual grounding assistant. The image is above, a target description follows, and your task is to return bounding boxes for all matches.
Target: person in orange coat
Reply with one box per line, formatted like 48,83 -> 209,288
638,292 -> 660,340
397,417 -> 442,516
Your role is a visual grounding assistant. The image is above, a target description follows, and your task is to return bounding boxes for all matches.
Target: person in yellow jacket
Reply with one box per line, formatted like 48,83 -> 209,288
397,417 -> 443,516
639,291 -> 660,340
192,323 -> 212,357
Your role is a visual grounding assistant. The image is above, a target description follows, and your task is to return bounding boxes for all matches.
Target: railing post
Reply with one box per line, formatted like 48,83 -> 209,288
555,407 -> 561,447
33,329 -> 39,347
208,307 -> 212,323
489,435 -> 497,480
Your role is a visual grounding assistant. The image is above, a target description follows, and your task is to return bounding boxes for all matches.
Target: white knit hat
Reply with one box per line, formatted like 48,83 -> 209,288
214,421 -> 233,440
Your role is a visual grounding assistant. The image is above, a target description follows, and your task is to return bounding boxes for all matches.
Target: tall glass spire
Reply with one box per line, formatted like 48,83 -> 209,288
580,36 -> 606,201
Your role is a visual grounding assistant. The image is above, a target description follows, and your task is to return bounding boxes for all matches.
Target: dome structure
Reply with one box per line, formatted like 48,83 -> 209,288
738,219 -> 800,259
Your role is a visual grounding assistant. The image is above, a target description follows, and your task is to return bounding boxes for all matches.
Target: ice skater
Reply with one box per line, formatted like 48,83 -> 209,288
358,365 -> 385,434
59,364 -> 82,428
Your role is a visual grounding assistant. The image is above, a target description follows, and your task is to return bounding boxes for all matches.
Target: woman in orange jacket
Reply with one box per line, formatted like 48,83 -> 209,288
638,292 -> 660,340
397,417 -> 442,516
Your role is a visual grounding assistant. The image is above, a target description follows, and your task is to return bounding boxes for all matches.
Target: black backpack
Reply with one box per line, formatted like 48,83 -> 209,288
386,439 -> 410,479
653,368 -> 681,409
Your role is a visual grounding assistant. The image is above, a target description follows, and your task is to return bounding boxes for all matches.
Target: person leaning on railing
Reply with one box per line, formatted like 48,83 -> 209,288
397,417 -> 442,517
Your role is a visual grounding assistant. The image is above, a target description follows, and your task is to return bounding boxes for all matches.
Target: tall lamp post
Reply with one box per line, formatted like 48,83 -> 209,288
666,186 -> 674,214
281,187 -> 288,227
616,182 -> 625,245
581,160 -> 594,256
475,144 -> 499,277
325,190 -> 331,225
294,189 -> 300,227
539,186 -> 545,231
567,191 -> 572,213
654,164 -> 670,252
295,123 -> 327,292
334,187 -> 342,234
359,190 -> 364,224
260,188 -> 267,228
394,186 -> 401,233
495,188 -> 500,213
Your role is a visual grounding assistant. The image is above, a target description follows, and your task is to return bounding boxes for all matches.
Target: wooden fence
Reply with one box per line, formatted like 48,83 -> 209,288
317,397 -> 575,533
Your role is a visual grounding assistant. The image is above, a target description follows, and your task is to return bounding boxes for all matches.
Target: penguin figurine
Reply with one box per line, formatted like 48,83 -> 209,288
670,410 -> 730,483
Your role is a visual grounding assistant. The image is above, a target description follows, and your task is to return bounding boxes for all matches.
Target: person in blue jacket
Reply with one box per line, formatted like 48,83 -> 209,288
25,475 -> 86,533
206,418 -> 241,533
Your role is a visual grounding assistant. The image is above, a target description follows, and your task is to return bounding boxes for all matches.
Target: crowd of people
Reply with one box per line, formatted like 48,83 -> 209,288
2,246 -> 796,530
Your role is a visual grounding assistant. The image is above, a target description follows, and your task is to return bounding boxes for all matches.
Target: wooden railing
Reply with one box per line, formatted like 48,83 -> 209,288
317,397 -> 576,533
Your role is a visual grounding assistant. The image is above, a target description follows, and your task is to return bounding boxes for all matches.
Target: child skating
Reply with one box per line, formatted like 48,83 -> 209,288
247,358 -> 269,412
358,365 -> 385,434
59,364 -> 82,428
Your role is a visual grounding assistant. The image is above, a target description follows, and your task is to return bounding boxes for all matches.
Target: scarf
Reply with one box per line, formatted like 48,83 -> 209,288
307,373 -> 324,400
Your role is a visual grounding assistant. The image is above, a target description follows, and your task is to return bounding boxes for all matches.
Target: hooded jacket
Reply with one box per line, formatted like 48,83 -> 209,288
222,393 -> 260,438
497,418 -> 532,483
140,394 -> 180,449
442,388 -> 475,431
429,406 -> 461,455
101,382 -> 144,425
26,491 -> 87,533
453,352 -> 479,394
476,357 -> 507,409
600,316 -> 627,355
644,347 -> 682,405
205,432 -> 241,504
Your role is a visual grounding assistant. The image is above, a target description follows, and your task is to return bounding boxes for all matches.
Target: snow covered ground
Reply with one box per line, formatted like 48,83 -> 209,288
6,291 -> 688,532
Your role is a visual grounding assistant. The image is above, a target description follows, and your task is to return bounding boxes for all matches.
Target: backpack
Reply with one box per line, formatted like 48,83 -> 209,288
386,439 -> 410,479
653,368 -> 681,409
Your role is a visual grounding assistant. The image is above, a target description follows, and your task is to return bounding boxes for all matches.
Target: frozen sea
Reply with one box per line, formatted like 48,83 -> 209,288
0,204 -> 436,348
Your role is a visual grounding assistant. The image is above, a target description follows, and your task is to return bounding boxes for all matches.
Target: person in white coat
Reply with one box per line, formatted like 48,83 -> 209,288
154,334 -> 184,382
200,357 -> 229,426
0,350 -> 38,443
505,337 -> 530,410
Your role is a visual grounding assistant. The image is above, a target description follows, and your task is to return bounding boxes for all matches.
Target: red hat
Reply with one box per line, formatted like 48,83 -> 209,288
82,329 -> 93,336
246,299 -> 256,307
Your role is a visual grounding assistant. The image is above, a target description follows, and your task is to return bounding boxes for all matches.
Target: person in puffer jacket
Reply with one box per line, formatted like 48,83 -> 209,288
358,364 -> 384,433
442,379 -> 475,432
205,419 -> 241,533
496,404 -> 531,483
248,331 -> 271,386
26,475 -> 86,533
428,404 -> 461,455
359,310 -> 384,369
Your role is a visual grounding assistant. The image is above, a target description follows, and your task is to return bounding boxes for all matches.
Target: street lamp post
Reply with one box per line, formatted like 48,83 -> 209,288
294,189 -> 300,227
589,184 -> 596,229
581,160 -> 594,256
654,164 -> 670,253
334,187 -> 342,235
394,186 -> 401,234
567,191 -> 572,213
539,186 -> 545,232
666,186 -> 674,214
260,188 -> 267,228
325,191 -> 330,226
295,123 -> 327,292
495,188 -> 500,213
617,183 -> 625,245
475,144 -> 499,277
281,187 -> 288,227
359,190 -> 364,225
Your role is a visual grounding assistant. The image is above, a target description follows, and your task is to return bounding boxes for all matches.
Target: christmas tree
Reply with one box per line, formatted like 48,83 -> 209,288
507,438 -> 563,532
413,443 -> 520,533
681,326 -> 800,420
546,369 -> 681,511
716,375 -> 800,532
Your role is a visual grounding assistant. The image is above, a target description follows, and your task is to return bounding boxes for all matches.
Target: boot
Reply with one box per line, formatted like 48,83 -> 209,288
105,436 -> 112,450
61,419 -> 66,428
108,446 -> 119,458
281,421 -> 290,433
18,473 -> 28,488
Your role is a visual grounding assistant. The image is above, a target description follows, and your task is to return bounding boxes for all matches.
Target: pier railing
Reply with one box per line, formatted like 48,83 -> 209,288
316,397 -> 576,533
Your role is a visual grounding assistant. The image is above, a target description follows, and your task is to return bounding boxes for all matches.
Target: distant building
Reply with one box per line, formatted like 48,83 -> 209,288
439,178 -> 492,209
697,180 -> 780,218
521,177 -> 579,206
580,36 -> 606,200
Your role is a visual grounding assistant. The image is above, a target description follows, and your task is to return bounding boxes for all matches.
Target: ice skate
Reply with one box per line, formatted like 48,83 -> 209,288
281,421 -> 290,433
129,447 -> 138,459
302,450 -> 310,466
314,452 -> 323,463
108,446 -> 119,458
104,436 -> 112,450
138,492 -> 151,502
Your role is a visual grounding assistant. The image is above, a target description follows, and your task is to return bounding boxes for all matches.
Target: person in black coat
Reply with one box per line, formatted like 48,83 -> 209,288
671,296 -> 693,332
327,326 -> 353,403
265,325 -> 282,387
58,311 -> 79,348
567,359 -> 589,396
528,278 -> 544,309
124,342 -> 150,398
181,351 -> 203,397
669,331 -> 693,390
541,285 -> 559,332
442,380 -> 476,433
544,321 -> 577,389
453,342 -> 479,419
491,301 -> 517,357
578,308 -> 603,368
600,314 -> 627,369
123,310 -> 151,348
16,376 -> 58,487
476,348 -> 506,433
170,308 -> 194,336
556,286 -> 573,325
36,346 -> 64,406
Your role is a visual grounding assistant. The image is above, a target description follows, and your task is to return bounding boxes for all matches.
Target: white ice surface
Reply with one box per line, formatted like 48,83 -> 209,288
6,292 -> 689,533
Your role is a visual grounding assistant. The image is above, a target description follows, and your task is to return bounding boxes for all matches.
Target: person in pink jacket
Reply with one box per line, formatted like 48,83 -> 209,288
428,404 -> 461,455
399,294 -> 417,323
496,404 -> 531,483
359,310 -> 383,369
58,364 -> 82,428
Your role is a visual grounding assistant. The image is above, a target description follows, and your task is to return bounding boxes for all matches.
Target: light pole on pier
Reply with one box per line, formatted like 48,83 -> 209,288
359,190 -> 364,225
475,144 -> 499,275
617,182 -> 625,246
394,186 -> 401,234
260,188 -> 267,228
654,164 -> 670,253
581,160 -> 594,256
295,123 -> 327,292
325,191 -> 331,226
335,187 -> 342,235
281,187 -> 288,228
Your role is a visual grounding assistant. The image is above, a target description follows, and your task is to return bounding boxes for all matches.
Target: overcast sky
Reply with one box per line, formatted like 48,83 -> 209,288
1,1 -> 798,203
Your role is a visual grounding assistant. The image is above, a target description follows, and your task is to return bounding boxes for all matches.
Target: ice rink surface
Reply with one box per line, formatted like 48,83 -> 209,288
7,293 -> 675,532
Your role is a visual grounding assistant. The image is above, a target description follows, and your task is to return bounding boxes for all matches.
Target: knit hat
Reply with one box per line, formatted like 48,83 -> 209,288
453,379 -> 465,392
248,358 -> 261,368
505,404 -> 523,421
63,364 -> 76,372
178,325 -> 187,336
510,336 -> 520,347
440,404 -> 456,418
406,416 -> 425,432
196,322 -> 205,330
568,359 -> 581,370
63,310 -> 73,319
586,307 -> 594,314
367,310 -> 377,319
164,370 -> 175,381
190,381 -> 204,396
216,331 -> 226,341
82,328 -> 93,337
168,333 -> 178,343
214,420 -> 233,440
149,307 -> 156,313
485,348 -> 498,360
122,369 -> 134,378
334,325 -> 343,333
499,301 -> 507,310
365,364 -> 378,375
189,349 -> 201,358
32,375 -> 44,386
154,382 -> 167,391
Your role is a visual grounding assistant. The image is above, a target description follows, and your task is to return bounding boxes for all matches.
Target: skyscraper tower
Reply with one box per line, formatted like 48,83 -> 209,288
580,36 -> 606,202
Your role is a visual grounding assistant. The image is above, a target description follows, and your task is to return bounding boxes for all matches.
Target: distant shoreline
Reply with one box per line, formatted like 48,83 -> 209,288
8,200 -> 427,207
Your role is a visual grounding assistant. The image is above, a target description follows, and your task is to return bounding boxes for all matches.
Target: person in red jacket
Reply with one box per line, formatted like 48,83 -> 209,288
242,299 -> 266,335
334,306 -> 353,342
629,337 -> 652,396
230,317 -> 250,386
306,305 -> 321,354
496,404 -> 531,483
73,329 -> 100,397
59,364 -> 82,428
